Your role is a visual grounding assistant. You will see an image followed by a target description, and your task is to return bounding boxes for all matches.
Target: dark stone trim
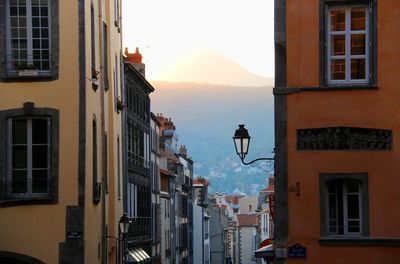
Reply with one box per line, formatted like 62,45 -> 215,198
0,251 -> 45,264
0,0 -> 60,81
59,206 -> 85,263
0,105 -> 59,207
273,85 -> 378,95
77,0 -> 86,210
319,173 -> 369,237
319,0 -> 378,86
274,2 -> 288,262
319,237 -> 400,246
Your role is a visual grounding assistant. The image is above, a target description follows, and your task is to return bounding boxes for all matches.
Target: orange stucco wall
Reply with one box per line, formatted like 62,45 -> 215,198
285,0 -> 400,263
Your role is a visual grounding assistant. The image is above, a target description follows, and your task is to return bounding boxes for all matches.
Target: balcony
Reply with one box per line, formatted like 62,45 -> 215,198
167,159 -> 179,174
182,176 -> 191,190
127,217 -> 151,240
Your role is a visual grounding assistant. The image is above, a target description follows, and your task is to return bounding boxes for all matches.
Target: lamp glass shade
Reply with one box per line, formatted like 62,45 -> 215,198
119,213 -> 131,235
233,124 -> 251,159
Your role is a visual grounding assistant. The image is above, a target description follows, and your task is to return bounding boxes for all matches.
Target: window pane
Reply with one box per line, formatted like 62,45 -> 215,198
351,59 -> 366,79
347,194 -> 360,219
41,39 -> 49,49
351,34 -> 365,55
351,9 -> 366,30
41,17 -> 48,27
10,6 -> 18,16
32,6 -> 39,16
13,146 -> 27,168
41,6 -> 48,16
11,17 -> 18,27
32,119 -> 48,144
32,17 -> 39,27
347,180 -> 359,193
32,0 -> 40,5
32,169 -> 47,193
330,10 -> 346,31
41,61 -> 49,70
32,145 -> 48,168
19,39 -> 27,49
331,35 -> 345,55
12,119 -> 27,144
348,220 -> 360,233
12,170 -> 27,193
19,17 -> 26,27
331,59 -> 346,80
41,28 -> 48,38
19,6 -> 26,16
329,220 -> 337,233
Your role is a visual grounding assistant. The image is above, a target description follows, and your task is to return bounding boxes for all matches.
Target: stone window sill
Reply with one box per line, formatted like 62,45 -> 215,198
0,196 -> 57,207
319,237 -> 400,246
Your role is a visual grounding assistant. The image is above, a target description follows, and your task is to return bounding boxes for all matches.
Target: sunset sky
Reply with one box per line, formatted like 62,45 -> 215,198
122,0 -> 275,83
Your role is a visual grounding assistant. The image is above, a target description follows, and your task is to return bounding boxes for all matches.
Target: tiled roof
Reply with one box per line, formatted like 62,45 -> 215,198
237,214 -> 257,227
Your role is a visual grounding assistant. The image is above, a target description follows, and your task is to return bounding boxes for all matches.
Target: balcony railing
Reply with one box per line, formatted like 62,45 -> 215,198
167,159 -> 178,174
127,217 -> 151,239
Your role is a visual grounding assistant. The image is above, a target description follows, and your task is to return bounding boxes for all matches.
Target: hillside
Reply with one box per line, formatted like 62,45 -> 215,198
150,81 -> 275,195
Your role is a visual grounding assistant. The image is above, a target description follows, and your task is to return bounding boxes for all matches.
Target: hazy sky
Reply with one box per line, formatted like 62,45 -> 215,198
122,0 -> 275,82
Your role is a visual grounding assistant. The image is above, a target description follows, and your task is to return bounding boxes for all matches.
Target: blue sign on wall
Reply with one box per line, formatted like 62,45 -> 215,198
288,243 -> 307,259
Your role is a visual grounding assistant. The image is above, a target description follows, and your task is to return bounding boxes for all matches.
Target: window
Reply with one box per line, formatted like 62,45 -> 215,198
6,0 -> 51,72
328,6 -> 368,84
0,105 -> 59,205
322,1 -> 376,86
8,117 -> 50,196
320,173 -> 369,237
327,179 -> 361,235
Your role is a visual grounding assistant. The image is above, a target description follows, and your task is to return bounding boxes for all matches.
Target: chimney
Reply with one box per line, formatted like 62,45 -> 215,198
124,46 -> 146,77
179,145 -> 187,156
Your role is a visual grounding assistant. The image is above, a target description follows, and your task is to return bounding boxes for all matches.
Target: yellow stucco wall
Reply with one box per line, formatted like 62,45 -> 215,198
0,0 -> 80,263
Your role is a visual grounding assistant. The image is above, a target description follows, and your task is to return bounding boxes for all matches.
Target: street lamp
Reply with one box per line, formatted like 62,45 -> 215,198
119,213 -> 131,238
233,124 -> 274,166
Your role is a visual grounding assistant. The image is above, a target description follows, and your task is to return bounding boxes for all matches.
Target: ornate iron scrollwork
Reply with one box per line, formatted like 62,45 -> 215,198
297,127 -> 391,150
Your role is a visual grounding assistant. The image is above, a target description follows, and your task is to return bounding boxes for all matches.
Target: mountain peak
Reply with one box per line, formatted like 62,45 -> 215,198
157,49 -> 273,87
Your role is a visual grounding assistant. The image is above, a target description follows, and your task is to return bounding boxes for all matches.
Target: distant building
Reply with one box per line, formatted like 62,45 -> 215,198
239,196 -> 258,214
193,177 -> 211,264
255,176 -> 275,263
236,214 -> 258,264
158,115 -> 193,264
209,199 -> 229,264
124,47 -> 154,262
150,113 -> 162,263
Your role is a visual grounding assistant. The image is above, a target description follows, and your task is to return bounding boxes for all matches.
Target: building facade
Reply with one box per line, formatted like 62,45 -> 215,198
150,113 -> 161,263
274,0 -> 400,263
123,48 -> 154,262
0,0 -> 124,263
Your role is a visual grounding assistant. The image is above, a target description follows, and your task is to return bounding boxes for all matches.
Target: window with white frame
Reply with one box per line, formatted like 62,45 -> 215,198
7,117 -> 50,197
327,179 -> 361,235
327,6 -> 369,84
6,0 -> 51,72
320,173 -> 369,237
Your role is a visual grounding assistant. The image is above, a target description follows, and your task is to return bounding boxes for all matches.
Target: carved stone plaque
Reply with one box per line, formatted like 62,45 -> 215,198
297,127 -> 391,150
